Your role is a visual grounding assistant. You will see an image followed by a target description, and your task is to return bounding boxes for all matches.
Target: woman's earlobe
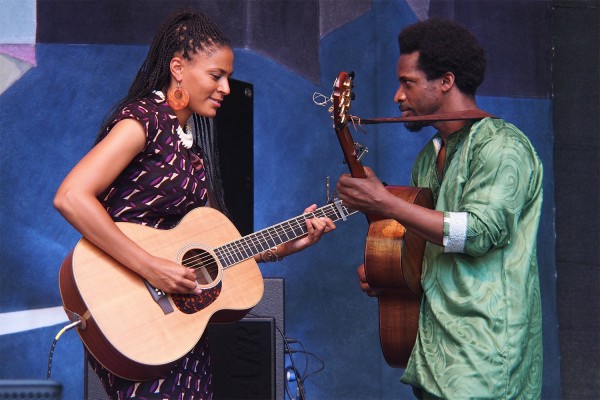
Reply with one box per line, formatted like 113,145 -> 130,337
170,57 -> 184,79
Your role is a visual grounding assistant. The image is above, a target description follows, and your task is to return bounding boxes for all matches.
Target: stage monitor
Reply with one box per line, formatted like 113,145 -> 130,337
0,379 -> 62,399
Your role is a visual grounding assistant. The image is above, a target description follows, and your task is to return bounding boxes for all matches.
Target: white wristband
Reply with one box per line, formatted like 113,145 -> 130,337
443,212 -> 468,253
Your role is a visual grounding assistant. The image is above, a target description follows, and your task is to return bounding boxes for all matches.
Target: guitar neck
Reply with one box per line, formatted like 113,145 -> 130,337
335,126 -> 367,178
215,202 -> 356,268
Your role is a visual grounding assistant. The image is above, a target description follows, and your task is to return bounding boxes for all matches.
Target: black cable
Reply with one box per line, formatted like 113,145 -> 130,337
282,337 -> 320,400
47,320 -> 82,379
299,342 -> 310,379
286,349 -> 325,381
246,312 -> 309,399
284,376 -> 294,400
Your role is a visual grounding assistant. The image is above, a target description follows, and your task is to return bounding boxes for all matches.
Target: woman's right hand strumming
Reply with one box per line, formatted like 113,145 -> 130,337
54,119 -> 201,296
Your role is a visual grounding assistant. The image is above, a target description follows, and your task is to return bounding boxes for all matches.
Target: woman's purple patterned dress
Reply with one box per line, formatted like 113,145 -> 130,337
89,92 -> 213,399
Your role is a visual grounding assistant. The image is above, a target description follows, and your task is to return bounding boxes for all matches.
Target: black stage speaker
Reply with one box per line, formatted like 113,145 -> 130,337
216,78 -> 254,237
208,278 -> 285,400
0,380 -> 62,399
85,278 -> 285,400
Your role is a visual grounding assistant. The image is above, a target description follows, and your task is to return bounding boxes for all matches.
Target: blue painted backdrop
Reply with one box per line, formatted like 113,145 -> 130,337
0,1 -> 559,399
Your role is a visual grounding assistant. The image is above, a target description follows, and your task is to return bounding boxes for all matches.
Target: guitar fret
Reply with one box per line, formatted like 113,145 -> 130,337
229,244 -> 244,263
266,230 -> 278,244
215,202 -> 357,269
289,216 -> 307,237
215,247 -> 234,267
236,237 -> 256,259
259,230 -> 276,249
250,232 -> 268,253
245,237 -> 262,255
273,224 -> 289,243
232,239 -> 252,261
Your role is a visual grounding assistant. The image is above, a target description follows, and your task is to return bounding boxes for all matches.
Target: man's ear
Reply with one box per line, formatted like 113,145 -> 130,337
170,56 -> 184,80
441,72 -> 455,92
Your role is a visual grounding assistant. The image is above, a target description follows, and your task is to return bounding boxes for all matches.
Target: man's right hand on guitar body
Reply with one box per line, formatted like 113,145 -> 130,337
336,166 -> 445,247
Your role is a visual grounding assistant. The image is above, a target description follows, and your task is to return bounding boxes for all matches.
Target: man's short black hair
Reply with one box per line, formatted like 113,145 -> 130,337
398,18 -> 486,97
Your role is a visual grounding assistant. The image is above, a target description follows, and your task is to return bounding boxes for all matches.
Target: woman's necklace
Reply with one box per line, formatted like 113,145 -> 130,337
176,123 -> 193,149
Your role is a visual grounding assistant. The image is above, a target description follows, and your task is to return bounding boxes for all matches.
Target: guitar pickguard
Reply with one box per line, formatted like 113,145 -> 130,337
172,283 -> 222,314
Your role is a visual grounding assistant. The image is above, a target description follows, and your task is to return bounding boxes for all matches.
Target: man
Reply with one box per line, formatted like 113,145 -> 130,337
336,19 -> 543,399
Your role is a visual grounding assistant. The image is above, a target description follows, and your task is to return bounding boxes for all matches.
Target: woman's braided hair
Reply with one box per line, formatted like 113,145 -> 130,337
97,8 -> 232,215
98,8 -> 230,137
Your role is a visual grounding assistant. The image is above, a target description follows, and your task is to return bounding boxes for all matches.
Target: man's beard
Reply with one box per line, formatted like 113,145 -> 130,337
404,121 -> 428,132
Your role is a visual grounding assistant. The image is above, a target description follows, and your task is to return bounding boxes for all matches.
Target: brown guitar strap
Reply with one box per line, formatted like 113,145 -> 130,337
358,109 -> 497,125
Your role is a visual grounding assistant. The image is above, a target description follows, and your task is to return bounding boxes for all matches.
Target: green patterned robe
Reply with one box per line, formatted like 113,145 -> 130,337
401,118 -> 543,399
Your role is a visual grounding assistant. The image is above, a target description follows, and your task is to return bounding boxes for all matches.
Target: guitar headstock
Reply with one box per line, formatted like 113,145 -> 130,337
332,71 -> 354,129
331,71 -> 367,179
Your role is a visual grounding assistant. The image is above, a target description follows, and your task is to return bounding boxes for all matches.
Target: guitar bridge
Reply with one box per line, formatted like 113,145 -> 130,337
144,280 -> 174,315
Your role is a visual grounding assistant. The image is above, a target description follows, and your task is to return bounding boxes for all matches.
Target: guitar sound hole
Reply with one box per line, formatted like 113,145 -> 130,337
181,248 -> 220,287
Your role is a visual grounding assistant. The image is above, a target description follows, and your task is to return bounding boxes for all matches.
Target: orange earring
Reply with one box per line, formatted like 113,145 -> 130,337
167,82 -> 190,110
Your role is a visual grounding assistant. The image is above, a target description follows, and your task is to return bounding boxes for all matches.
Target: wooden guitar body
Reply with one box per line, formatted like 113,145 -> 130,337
59,207 -> 264,381
331,71 -> 433,367
59,203 -> 356,381
364,185 -> 434,367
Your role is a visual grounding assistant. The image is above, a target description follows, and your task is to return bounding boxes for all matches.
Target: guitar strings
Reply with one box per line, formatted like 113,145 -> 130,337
181,206 -> 345,271
179,205 -> 350,275
180,204 -> 352,268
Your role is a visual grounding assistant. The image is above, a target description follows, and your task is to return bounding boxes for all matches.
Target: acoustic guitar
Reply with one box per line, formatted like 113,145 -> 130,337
59,203 -> 356,381
331,71 -> 434,368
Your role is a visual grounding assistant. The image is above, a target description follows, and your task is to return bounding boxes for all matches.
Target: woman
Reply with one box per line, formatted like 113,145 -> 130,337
54,8 -> 334,399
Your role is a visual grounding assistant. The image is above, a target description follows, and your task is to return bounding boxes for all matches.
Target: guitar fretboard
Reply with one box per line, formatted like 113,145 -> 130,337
215,201 -> 356,268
